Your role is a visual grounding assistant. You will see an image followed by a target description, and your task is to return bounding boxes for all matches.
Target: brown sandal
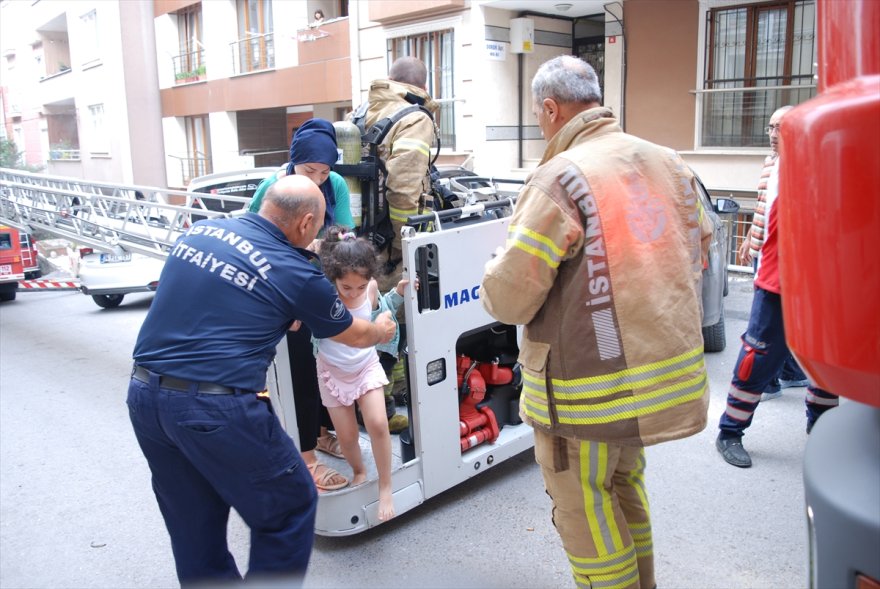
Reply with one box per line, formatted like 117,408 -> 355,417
307,461 -> 348,492
316,432 -> 345,458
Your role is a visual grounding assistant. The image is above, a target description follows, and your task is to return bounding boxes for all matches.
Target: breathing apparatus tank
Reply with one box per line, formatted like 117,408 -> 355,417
333,121 -> 363,229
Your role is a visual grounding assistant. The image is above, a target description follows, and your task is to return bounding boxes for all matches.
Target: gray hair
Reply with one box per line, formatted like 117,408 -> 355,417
531,55 -> 602,105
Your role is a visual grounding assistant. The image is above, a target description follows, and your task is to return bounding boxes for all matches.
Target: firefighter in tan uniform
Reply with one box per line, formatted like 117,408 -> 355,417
480,56 -> 713,589
360,56 -> 439,289
353,57 -> 440,431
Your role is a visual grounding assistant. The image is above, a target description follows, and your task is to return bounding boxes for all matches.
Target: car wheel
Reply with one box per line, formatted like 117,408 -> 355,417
92,294 -> 124,309
702,306 -> 726,353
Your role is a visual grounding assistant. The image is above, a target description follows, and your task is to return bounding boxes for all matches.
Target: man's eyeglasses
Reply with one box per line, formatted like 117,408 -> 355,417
766,124 -> 782,133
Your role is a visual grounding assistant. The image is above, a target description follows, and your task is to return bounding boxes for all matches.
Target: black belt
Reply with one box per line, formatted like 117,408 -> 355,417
132,365 -> 239,395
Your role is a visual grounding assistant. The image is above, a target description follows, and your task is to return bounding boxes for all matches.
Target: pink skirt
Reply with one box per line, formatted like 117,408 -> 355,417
316,353 -> 389,408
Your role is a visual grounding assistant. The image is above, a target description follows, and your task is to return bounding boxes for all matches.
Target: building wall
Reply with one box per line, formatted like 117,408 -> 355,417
0,0 -> 165,185
623,0 -> 698,150
119,0 -> 166,187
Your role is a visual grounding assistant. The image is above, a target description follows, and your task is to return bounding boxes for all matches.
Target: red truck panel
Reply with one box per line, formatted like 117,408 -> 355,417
779,0 -> 880,407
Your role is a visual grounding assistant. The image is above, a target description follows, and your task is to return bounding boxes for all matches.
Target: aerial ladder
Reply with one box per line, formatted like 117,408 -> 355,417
0,166 -> 533,537
0,168 -> 249,261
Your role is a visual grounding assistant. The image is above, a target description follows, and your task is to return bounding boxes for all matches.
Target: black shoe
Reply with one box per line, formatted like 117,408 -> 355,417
716,433 -> 752,468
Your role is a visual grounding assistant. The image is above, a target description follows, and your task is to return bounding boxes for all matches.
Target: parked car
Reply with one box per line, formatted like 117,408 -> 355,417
187,167 -> 277,220
74,245 -> 165,309
695,174 -> 739,352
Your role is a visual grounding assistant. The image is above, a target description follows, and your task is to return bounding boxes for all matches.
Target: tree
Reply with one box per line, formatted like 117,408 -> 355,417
0,139 -> 44,172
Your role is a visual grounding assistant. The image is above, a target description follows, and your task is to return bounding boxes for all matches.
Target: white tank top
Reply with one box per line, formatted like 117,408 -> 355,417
317,293 -> 375,370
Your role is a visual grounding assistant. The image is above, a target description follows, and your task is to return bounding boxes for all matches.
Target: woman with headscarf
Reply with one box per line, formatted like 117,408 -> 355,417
249,118 -> 353,231
249,118 -> 354,492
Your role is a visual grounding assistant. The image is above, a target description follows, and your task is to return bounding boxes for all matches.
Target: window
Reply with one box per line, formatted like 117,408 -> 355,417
388,29 -> 455,149
701,0 -> 816,147
234,0 -> 274,74
185,116 -> 212,182
80,10 -> 100,65
175,5 -> 204,80
88,104 -> 109,155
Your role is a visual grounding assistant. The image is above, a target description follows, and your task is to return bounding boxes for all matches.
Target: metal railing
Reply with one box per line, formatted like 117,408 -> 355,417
169,154 -> 212,186
230,32 -> 274,75
48,149 -> 81,161
721,209 -> 757,273
172,48 -> 205,82
694,83 -> 817,147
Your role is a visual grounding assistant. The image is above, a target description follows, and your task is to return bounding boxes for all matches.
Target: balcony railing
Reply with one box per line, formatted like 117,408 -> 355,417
173,48 -> 206,84
230,32 -> 274,75
49,149 -> 81,161
170,154 -> 212,186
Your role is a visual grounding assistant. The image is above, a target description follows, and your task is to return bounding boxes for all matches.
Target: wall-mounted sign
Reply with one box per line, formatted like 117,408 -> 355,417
486,41 -> 506,61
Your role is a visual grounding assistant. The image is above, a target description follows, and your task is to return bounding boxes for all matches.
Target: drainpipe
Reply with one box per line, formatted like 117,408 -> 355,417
518,52 -> 524,169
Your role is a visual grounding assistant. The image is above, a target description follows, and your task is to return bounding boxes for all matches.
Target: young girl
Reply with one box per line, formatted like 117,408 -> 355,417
314,227 -> 407,521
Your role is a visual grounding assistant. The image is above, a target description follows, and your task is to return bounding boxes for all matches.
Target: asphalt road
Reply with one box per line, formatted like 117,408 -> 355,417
0,274 -> 811,589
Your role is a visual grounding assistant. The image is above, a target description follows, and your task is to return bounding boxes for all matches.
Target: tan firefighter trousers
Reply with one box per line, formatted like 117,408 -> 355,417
534,428 -> 655,589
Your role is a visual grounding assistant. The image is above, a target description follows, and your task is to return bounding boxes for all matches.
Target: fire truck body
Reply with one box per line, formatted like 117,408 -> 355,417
0,224 -> 27,301
780,1 -> 880,587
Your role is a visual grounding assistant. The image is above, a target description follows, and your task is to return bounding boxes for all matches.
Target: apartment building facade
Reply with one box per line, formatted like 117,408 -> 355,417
3,0 -> 816,203
0,0 -> 166,186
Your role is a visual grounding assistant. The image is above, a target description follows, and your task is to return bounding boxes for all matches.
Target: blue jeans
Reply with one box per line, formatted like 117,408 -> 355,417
718,287 -> 838,437
127,372 -> 317,586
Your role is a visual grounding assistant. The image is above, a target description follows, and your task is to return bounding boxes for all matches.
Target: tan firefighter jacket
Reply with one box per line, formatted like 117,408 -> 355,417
480,107 -> 713,447
363,79 -> 439,259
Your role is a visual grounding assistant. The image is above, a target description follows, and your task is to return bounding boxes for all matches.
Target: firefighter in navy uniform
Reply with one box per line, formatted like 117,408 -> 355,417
480,56 -> 713,589
128,175 -> 394,586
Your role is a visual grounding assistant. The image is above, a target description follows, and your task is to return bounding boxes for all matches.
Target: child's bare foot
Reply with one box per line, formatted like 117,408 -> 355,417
351,472 -> 367,487
377,489 -> 395,521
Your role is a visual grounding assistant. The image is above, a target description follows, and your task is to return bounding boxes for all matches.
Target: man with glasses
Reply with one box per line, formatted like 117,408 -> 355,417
716,106 -> 838,468
737,106 -> 810,401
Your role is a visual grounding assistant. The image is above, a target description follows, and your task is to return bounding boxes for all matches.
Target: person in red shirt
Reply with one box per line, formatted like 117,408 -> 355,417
740,106 -> 810,399
715,151 -> 839,468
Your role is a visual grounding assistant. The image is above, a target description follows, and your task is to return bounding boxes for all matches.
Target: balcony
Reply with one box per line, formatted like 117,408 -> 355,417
48,148 -> 81,161
296,17 -> 350,65
173,48 -> 206,85
38,66 -> 74,106
368,0 -> 465,24
169,153 -> 212,187
231,32 -> 274,76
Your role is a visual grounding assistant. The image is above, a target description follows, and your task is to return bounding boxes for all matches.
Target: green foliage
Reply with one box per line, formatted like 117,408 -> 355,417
1,139 -> 45,172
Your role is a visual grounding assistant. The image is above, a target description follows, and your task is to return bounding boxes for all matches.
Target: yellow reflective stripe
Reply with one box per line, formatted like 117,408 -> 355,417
522,372 -> 551,424
556,373 -> 708,425
507,224 -> 566,269
628,453 -> 650,521
629,519 -> 653,556
554,357 -> 704,400
581,565 -> 640,589
569,545 -> 638,589
388,204 -> 419,223
597,445 -> 625,551
391,137 -> 430,157
554,346 -> 704,391
581,442 -> 610,555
